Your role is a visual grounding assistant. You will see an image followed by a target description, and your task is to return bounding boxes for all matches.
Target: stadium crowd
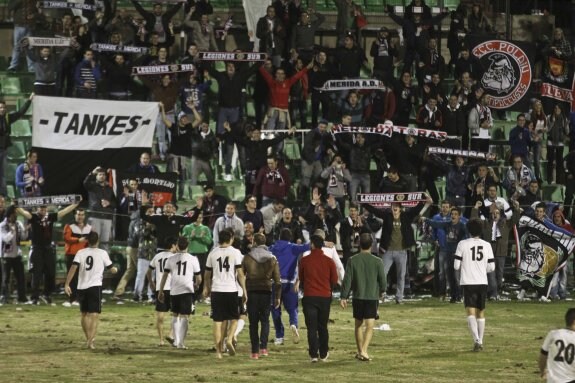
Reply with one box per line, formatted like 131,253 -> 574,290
1,0 -> 575,362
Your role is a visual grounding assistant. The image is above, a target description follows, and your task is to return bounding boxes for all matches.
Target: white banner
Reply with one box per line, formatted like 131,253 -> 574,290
32,96 -> 157,150
243,0 -> 270,51
23,36 -> 72,47
317,79 -> 388,91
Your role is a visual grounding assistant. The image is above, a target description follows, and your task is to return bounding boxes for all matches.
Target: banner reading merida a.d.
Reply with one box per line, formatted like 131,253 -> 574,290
32,96 -> 157,196
469,39 -> 535,111
514,215 -> 575,291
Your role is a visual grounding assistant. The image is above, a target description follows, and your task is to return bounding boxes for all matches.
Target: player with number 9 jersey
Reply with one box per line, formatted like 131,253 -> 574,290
164,252 -> 201,295
205,246 -> 243,293
454,237 -> 495,285
74,247 -> 113,290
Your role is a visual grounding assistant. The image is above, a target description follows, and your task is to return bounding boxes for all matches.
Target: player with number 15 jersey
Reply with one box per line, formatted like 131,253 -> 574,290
454,237 -> 495,286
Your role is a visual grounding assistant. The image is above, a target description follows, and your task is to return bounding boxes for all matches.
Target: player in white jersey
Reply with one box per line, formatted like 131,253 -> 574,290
64,232 -> 117,349
147,237 -> 177,346
158,237 -> 202,350
203,229 -> 247,359
454,218 -> 495,352
540,308 -> 575,383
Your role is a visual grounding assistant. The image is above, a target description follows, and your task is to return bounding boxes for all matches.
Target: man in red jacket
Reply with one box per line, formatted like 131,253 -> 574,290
298,234 -> 338,362
259,59 -> 314,131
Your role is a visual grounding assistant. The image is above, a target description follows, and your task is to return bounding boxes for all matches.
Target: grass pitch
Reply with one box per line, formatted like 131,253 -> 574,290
0,295 -> 568,383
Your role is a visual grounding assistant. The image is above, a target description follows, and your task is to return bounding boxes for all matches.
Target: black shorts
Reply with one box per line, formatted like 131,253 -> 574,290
171,293 -> 193,315
463,285 -> 487,311
238,296 -> 247,316
352,299 -> 378,320
156,290 -> 171,312
211,292 -> 239,322
78,286 -> 102,314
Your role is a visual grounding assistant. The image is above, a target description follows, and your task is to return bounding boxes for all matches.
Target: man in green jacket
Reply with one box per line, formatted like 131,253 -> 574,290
340,233 -> 386,361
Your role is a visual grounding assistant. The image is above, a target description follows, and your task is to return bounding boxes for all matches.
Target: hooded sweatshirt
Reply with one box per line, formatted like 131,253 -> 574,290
553,210 -> 575,233
242,245 -> 281,295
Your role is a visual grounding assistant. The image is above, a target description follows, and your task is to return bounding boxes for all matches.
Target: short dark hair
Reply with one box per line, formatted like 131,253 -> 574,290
450,207 -> 461,215
165,237 -> 178,248
177,236 -> 189,251
87,231 -> 99,246
467,219 -> 483,237
535,202 -> 547,211
517,113 -> 526,121
310,234 -> 324,249
218,229 -> 233,244
359,233 -> 373,251
280,228 -> 292,241
565,308 -> 575,327
253,233 -> 266,246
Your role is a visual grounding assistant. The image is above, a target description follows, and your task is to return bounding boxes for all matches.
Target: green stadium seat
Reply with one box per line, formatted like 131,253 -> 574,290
0,56 -> 8,71
1,77 -> 21,95
5,163 -> 18,185
283,138 -> 301,160
211,0 -> 229,8
11,119 -> 32,137
17,97 -> 33,116
6,141 -> 26,162
228,0 -> 242,8
364,0 -> 384,11
6,185 -> 15,199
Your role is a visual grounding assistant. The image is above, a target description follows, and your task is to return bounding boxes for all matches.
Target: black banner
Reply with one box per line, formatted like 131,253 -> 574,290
113,171 -> 177,207
198,52 -> 267,61
132,63 -> 196,75
357,192 -> 427,208
428,146 -> 496,160
41,1 -> 98,11
90,43 -> 149,54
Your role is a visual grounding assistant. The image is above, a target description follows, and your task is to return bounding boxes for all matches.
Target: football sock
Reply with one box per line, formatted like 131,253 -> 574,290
180,317 -> 189,345
477,318 -> 485,344
467,315 -> 478,343
234,319 -> 245,338
172,317 -> 180,346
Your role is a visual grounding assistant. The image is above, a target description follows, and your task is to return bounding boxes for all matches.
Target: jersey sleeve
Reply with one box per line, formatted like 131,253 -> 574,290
205,251 -> 214,271
103,252 -> 113,268
164,257 -> 174,273
541,331 -> 553,355
149,255 -> 157,270
454,242 -> 463,271
192,256 -> 201,275
72,251 -> 82,265
485,241 -> 495,273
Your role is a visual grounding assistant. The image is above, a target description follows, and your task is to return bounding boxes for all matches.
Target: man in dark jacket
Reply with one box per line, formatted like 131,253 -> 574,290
130,0 -> 181,45
191,120 -> 217,187
242,233 -> 281,359
365,196 -> 433,303
83,167 -> 116,251
300,120 -> 334,199
256,6 -> 286,68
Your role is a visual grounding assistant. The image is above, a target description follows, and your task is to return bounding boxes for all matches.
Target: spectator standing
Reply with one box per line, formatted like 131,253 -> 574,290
190,120 -> 217,187
370,27 -> 397,83
183,12 -> 218,52
15,149 -> 44,197
211,202 -> 244,246
365,196 -> 432,304
75,49 -> 101,98
508,114 -> 531,166
468,93 -> 493,153
471,200 -> 520,301
546,104 -> 569,184
83,167 -> 116,252
17,200 -> 79,305
290,9 -> 325,61
0,206 -> 28,304
253,156 -> 291,206
502,155 -> 536,198
7,0 -> 39,72
130,0 -> 182,45
256,6 -> 286,68
182,211 -> 212,300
